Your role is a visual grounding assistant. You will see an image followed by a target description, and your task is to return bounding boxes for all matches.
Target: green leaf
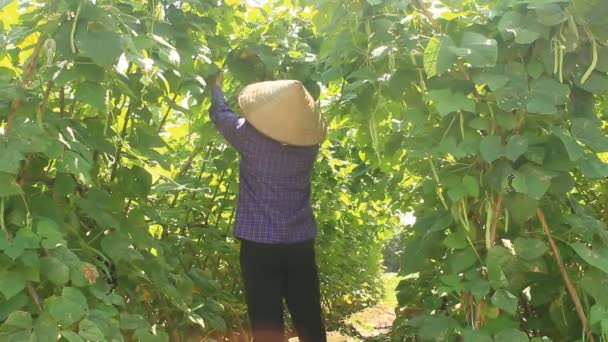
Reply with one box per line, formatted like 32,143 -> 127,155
479,136 -> 504,163
469,117 -> 491,131
0,310 -> 32,340
426,89 -> 475,116
498,11 -> 543,44
120,313 -> 149,331
45,287 -> 88,326
494,329 -> 530,342
423,36 -> 456,78
582,279 -> 607,309
70,261 -> 93,288
449,248 -> 478,273
447,175 -> 480,201
460,32 -> 498,68
524,146 -> 546,165
74,81 -> 107,111
571,118 -> 608,152
116,166 -> 152,198
57,151 -> 92,185
590,304 -> 608,325
496,84 -> 529,112
4,238 -> 25,260
443,230 -> 468,249
78,319 -> 105,341
76,30 -> 123,67
566,211 -> 608,243
496,112 -> 518,131
8,120 -> 54,154
0,234 -> 8,250
576,71 -> 608,94
438,136 -> 467,159
2,311 -> 31,328
0,269 -> 26,300
40,257 -> 70,286
473,73 -> 508,90
552,126 -> 584,161
74,189 -> 121,229
514,238 -> 549,260
579,154 -> 608,178
134,327 -> 169,342
534,3 -> 567,26
0,293 -> 28,321
492,289 -> 518,315
36,218 -> 67,250
505,193 -> 538,224
597,45 -> 608,73
487,246 -> 512,289
101,232 -> 143,262
527,62 -> 545,79
400,232 -> 445,274
0,144 -> 24,174
74,62 -> 105,83
571,243 -> 608,274
462,175 -> 480,198
413,210 -> 453,234
463,329 -> 493,342
412,315 -> 455,340
0,172 -> 22,197
505,135 -> 528,161
527,77 -> 569,114
465,279 -> 491,300
31,313 -> 59,342
19,250 -> 40,282
53,173 -> 77,196
5,229 -> 40,260
512,164 -> 553,200
61,330 -> 85,342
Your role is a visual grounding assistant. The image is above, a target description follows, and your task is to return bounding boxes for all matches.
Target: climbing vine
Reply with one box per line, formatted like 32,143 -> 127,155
307,0 -> 608,340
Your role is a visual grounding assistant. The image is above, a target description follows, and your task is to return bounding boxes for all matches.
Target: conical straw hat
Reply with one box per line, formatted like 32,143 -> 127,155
238,80 -> 327,146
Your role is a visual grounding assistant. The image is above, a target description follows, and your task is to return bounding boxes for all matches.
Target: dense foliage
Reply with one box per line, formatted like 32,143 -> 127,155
0,0 -> 399,340
314,0 -> 608,341
2,0 -> 608,341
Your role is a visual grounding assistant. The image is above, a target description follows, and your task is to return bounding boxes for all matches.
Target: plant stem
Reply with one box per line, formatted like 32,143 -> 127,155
537,208 -> 593,342
27,283 -> 43,313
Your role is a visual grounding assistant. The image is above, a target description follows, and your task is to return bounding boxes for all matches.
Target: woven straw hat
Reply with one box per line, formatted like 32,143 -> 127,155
238,80 -> 327,146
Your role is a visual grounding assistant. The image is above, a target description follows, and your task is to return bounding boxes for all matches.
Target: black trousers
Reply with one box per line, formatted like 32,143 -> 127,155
239,239 -> 327,342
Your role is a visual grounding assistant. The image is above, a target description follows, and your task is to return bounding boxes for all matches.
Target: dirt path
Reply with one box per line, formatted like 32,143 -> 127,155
342,273 -> 401,341
345,304 -> 395,340
280,273 -> 402,342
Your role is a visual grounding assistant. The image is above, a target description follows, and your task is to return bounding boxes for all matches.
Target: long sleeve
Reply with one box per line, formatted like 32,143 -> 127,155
209,86 -> 248,153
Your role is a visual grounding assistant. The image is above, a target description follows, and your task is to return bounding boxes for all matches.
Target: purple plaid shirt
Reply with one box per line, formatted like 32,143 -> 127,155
209,86 -> 319,243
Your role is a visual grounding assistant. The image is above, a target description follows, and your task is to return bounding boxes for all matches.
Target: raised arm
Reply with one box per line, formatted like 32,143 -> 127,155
209,86 -> 248,153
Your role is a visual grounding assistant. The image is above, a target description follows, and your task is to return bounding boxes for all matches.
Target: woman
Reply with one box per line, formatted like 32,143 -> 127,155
208,75 -> 328,342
